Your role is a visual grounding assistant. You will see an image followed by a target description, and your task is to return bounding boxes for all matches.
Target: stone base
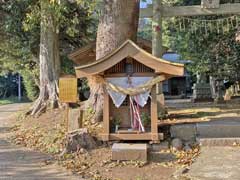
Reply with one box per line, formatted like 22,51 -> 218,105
192,83 -> 213,103
112,143 -> 147,161
191,98 -> 214,103
65,128 -> 97,153
231,95 -> 240,100
150,141 -> 169,152
170,124 -> 196,142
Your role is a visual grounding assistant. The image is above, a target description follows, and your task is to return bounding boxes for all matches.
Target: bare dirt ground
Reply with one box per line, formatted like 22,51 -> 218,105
0,103 -> 80,180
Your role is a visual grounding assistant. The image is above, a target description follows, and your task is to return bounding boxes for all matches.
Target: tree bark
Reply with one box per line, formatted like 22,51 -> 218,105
86,0 -> 140,122
30,0 -> 60,116
96,0 -> 139,60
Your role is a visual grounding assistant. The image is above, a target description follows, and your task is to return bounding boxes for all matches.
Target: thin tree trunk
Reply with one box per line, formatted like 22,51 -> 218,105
30,0 -> 60,116
210,76 -> 216,99
86,0 -> 140,123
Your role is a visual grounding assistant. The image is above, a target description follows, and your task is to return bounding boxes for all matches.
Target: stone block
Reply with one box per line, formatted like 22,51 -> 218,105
150,141 -> 169,152
149,152 -> 176,163
192,83 -> 213,102
170,124 -> 196,142
171,138 -> 183,150
112,143 -> 147,161
65,128 -> 97,153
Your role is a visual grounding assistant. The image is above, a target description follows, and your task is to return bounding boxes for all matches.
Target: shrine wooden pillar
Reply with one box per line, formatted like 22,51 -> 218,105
151,85 -> 159,142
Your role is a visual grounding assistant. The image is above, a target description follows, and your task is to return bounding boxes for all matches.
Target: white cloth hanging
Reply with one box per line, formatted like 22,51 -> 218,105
105,77 -> 153,108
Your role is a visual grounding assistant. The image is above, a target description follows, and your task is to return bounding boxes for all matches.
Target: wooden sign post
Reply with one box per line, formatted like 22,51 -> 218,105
59,76 -> 78,132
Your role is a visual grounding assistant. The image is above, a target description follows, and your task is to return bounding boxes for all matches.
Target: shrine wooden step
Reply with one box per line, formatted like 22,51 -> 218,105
112,143 -> 147,161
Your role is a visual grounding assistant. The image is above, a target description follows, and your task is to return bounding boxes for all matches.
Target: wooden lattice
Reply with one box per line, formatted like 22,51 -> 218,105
105,59 -> 154,74
59,77 -> 78,103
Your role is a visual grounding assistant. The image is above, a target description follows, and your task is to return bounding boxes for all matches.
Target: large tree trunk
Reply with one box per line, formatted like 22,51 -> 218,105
96,0 -> 139,60
86,0 -> 140,123
30,0 -> 60,116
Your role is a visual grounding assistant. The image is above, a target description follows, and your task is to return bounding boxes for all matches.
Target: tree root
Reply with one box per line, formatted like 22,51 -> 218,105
26,95 -> 60,117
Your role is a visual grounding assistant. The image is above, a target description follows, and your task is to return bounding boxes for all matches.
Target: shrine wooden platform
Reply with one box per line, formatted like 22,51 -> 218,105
108,132 -> 164,141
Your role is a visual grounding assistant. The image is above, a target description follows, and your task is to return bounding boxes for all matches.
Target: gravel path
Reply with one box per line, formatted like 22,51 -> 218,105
184,146 -> 240,180
0,103 -> 80,180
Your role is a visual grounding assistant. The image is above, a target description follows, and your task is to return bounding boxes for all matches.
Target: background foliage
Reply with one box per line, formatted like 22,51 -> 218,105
0,0 -> 97,100
139,0 -> 240,84
1,0 -> 240,101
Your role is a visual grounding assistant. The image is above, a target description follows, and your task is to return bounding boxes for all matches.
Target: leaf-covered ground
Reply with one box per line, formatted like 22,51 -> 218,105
160,99 -> 240,126
10,102 -> 209,180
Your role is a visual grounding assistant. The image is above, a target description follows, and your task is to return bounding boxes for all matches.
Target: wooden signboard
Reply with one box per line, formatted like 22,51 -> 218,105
59,77 -> 78,103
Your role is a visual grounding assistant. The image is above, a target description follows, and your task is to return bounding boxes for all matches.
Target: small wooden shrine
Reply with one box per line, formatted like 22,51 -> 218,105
73,40 -> 184,142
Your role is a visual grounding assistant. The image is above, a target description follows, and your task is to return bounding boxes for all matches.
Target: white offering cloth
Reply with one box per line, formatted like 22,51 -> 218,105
105,77 -> 153,108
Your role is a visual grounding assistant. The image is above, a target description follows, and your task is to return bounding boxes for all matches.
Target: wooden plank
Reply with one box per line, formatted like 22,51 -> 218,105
158,118 -> 210,126
68,108 -> 81,132
140,3 -> 240,18
66,104 -> 69,132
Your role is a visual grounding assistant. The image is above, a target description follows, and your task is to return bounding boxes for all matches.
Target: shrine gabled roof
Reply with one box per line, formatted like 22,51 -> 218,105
68,42 -> 96,66
68,38 -> 168,66
75,40 -> 184,78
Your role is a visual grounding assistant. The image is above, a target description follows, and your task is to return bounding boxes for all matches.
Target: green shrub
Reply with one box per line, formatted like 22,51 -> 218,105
21,70 -> 39,101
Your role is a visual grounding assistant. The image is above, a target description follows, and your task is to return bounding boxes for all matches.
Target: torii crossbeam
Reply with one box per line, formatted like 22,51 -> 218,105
141,2 -> 240,18
141,0 -> 240,107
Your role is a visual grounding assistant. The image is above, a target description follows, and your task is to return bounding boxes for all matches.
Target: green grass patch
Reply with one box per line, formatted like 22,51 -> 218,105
0,96 -> 29,105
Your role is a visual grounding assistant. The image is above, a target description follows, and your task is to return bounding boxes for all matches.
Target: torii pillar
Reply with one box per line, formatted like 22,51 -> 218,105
152,0 -> 165,113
